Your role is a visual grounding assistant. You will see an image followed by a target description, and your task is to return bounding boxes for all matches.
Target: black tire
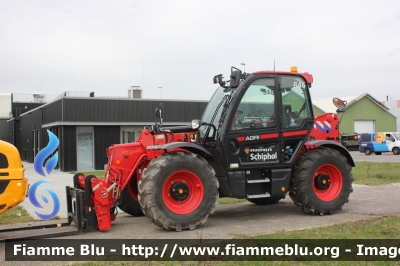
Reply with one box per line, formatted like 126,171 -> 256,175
364,148 -> 372,155
138,152 -> 219,231
375,152 -> 382,155
393,147 -> 400,155
118,176 -> 144,216
247,197 -> 282,205
289,147 -> 353,215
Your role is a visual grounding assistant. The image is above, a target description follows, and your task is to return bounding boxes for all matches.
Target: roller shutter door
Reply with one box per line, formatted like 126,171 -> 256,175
354,120 -> 374,133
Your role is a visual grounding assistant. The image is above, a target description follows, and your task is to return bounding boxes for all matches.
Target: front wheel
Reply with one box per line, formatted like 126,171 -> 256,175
393,147 -> 400,155
138,152 -> 219,231
364,148 -> 372,155
289,147 -> 353,215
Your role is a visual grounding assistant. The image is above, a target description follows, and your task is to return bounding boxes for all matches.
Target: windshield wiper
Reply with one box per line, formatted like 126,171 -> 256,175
210,94 -> 229,124
218,94 -> 234,126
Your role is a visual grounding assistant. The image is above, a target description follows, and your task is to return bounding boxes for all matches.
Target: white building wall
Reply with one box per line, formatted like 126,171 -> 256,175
382,100 -> 400,132
0,93 -> 12,119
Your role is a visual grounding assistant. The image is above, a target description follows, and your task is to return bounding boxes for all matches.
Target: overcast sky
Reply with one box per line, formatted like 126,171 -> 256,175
1,0 -> 400,102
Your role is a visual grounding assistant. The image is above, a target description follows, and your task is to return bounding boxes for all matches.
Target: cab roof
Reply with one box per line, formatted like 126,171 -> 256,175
254,70 -> 313,84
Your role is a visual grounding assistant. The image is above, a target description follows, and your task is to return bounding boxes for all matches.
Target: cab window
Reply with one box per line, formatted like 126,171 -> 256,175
231,78 -> 276,131
387,134 -> 395,142
0,153 -> 8,169
280,76 -> 312,128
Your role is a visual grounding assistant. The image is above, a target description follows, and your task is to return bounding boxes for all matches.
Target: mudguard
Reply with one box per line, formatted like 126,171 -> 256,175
305,140 -> 355,167
147,142 -> 212,156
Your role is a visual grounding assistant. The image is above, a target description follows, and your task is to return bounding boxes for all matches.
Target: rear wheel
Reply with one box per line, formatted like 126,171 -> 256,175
393,147 -> 400,155
375,152 -> 382,155
118,176 -> 144,216
289,147 -> 353,215
364,148 -> 372,155
138,152 -> 218,231
247,197 -> 282,205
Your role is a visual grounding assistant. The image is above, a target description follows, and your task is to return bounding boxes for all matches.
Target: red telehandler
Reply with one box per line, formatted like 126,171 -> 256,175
66,66 -> 354,232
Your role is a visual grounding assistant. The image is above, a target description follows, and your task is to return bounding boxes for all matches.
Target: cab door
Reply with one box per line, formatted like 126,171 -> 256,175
279,75 -> 314,165
221,76 -> 283,170
385,133 -> 397,152
219,74 -> 314,199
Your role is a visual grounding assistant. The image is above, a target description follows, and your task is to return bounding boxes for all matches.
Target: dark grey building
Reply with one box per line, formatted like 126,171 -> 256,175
1,93 -> 49,147
4,93 -> 207,172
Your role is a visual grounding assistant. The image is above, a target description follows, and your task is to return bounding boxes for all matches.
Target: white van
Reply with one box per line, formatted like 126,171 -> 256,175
359,132 -> 400,155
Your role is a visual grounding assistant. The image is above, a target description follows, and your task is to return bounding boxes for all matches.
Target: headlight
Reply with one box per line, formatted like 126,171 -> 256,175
191,119 -> 200,129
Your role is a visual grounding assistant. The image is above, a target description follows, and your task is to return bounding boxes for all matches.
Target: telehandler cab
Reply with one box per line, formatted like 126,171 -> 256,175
67,66 -> 354,232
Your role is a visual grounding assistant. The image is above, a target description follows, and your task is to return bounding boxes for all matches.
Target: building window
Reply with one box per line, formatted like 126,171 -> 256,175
120,127 -> 143,143
77,126 -> 94,171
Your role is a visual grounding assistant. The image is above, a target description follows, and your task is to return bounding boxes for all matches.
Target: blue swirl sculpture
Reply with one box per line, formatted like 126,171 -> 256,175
28,180 -> 60,220
34,130 -> 59,177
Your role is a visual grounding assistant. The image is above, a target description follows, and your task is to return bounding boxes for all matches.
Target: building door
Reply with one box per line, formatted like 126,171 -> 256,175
354,120 -> 374,133
77,126 -> 94,171
120,127 -> 143,143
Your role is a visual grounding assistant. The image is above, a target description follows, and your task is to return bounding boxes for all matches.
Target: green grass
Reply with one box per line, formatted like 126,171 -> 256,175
352,162 -> 400,186
0,205 -> 36,225
72,216 -> 400,266
210,258 -> 399,266
222,216 -> 400,266
252,214 -> 400,239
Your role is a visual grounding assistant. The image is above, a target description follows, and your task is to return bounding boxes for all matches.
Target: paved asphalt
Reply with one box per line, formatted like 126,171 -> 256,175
0,152 -> 399,262
16,151 -> 398,220
49,182 -> 399,240
7,151 -> 400,234
0,151 -> 400,238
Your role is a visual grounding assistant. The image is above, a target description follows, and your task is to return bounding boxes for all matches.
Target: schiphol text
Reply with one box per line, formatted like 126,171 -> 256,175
250,152 -> 277,161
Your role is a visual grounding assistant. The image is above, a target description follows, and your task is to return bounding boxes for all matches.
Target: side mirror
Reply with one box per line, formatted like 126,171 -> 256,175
213,74 -> 223,84
333,98 -> 347,110
230,66 -> 242,88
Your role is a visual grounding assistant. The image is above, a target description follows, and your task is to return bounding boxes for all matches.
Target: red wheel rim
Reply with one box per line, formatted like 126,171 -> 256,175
313,164 -> 343,201
162,170 -> 204,214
